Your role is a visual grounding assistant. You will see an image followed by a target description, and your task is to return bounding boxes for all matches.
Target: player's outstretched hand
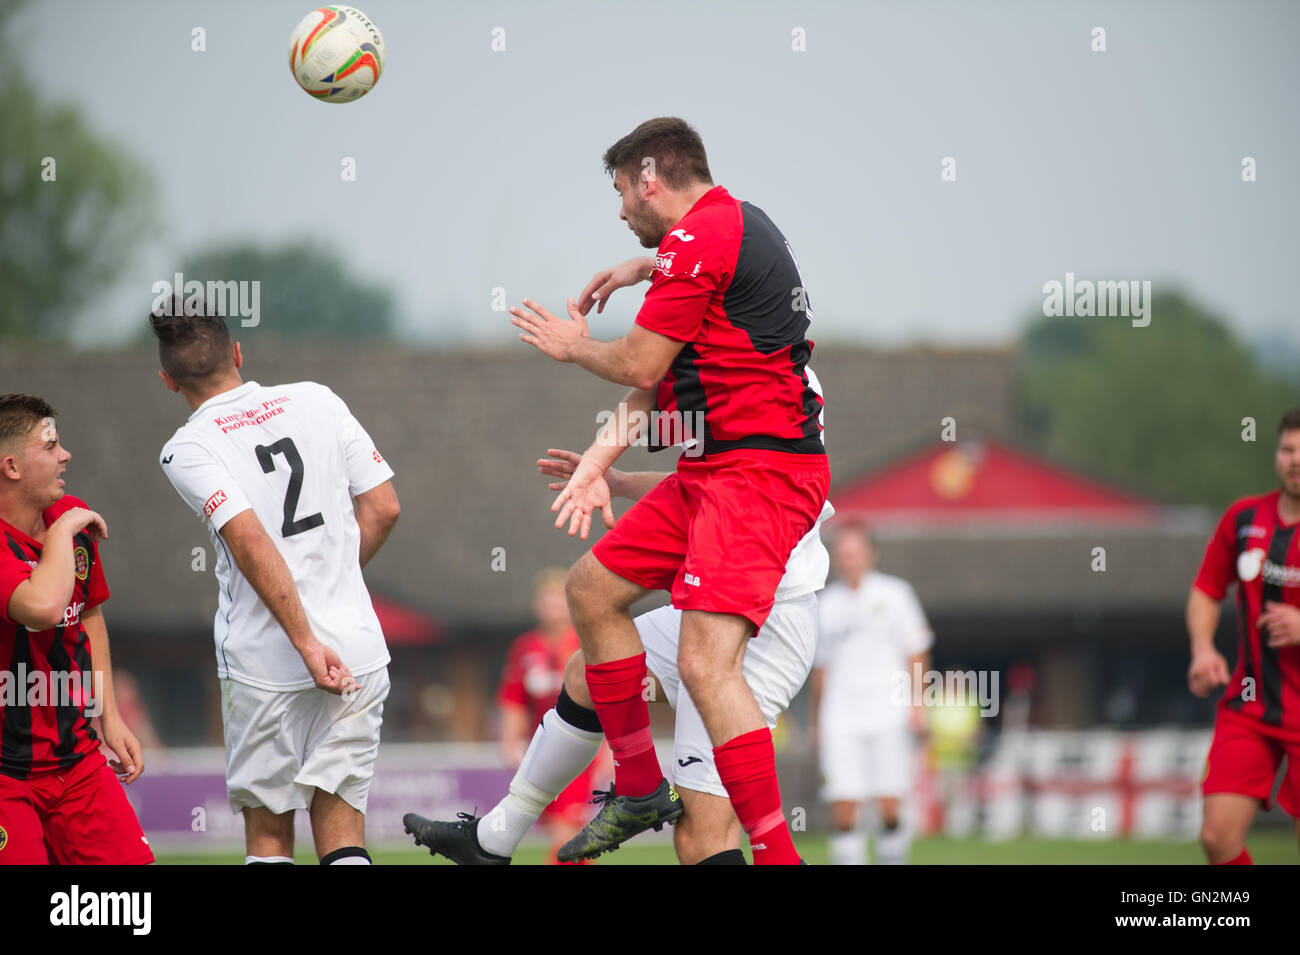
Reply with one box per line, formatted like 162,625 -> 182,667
1261,601 -> 1300,648
57,507 -> 108,541
100,715 -> 144,784
510,298 -> 589,363
576,257 -> 654,316
538,448 -> 626,498
551,454 -> 616,540
1187,648 -> 1231,697
302,641 -> 358,696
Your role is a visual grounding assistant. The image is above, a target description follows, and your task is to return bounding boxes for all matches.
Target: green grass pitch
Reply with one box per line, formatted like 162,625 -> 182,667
154,832 -> 1298,865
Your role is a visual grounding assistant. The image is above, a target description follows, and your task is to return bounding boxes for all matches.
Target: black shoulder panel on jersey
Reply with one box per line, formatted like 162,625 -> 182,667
723,203 -> 812,355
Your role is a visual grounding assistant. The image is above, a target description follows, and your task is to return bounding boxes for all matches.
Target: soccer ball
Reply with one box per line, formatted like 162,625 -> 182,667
288,6 -> 385,103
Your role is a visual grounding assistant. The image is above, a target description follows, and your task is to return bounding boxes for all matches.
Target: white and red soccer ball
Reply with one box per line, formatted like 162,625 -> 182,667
289,5 -> 385,103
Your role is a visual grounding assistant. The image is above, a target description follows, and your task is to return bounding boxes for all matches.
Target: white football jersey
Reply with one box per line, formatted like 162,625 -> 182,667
773,366 -> 832,601
160,380 -> 394,690
816,573 -> 933,733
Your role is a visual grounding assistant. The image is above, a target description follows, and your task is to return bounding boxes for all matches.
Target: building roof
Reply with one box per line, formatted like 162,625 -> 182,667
1,342 -> 1208,629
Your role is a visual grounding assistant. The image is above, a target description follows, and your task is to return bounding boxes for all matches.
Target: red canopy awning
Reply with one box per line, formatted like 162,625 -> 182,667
370,593 -> 443,646
833,437 -> 1159,529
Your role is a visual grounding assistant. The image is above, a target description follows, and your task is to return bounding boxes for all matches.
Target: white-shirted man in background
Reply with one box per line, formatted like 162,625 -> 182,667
150,302 -> 400,865
813,525 -> 932,865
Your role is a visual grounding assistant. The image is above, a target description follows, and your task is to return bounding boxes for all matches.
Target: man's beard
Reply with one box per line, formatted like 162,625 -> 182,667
630,204 -> 671,248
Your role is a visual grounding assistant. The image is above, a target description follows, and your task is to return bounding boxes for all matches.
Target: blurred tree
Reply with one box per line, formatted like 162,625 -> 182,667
0,0 -> 154,342
168,241 -> 396,340
1018,291 -> 1299,507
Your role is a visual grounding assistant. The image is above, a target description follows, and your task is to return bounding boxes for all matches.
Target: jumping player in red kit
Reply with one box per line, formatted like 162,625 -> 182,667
509,118 -> 828,864
0,394 -> 153,865
497,568 -> 607,863
1188,409 -> 1300,864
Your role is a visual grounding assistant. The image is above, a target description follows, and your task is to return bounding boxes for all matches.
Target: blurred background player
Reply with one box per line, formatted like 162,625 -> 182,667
0,394 -> 153,865
497,567 -> 609,864
813,524 -> 932,865
1188,408 -> 1300,864
151,303 -> 400,865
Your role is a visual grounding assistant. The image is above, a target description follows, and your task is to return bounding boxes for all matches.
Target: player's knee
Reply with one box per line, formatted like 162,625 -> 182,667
562,649 -> 592,708
1199,819 -> 1240,859
830,801 -> 858,832
676,645 -> 728,698
879,798 -> 902,829
564,557 -> 601,621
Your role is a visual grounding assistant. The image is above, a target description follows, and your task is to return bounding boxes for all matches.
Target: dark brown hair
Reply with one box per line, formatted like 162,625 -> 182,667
602,117 -> 712,190
148,295 -> 234,387
1280,409 -> 1300,436
0,394 -> 57,452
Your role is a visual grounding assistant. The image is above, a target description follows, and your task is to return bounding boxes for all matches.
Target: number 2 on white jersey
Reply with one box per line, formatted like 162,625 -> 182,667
254,438 -> 325,538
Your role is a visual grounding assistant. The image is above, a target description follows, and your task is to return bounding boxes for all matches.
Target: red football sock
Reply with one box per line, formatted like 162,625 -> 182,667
713,727 -> 800,866
585,654 -> 662,798
1215,848 -> 1252,865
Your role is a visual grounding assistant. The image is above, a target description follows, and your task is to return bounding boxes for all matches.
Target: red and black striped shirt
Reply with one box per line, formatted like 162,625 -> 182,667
0,495 -> 107,779
636,186 -> 825,458
1194,489 -> 1300,740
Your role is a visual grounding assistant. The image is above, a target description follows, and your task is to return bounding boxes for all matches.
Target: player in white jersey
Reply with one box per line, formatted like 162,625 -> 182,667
150,304 -> 400,865
404,369 -> 832,864
813,525 -> 932,865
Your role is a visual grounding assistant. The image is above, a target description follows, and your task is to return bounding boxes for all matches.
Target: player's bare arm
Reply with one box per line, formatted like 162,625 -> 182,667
549,387 -> 656,539
512,299 -> 684,391
539,448 -> 668,501
354,479 -> 400,568
1186,586 -> 1230,697
5,507 -> 107,630
575,256 -> 655,316
218,508 -> 356,695
82,604 -> 144,784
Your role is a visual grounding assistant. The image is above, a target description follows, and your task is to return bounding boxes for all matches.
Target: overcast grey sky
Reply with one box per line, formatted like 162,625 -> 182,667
18,0 -> 1300,351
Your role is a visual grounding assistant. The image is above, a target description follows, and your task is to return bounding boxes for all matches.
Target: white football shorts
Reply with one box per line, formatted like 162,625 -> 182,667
637,593 -> 819,799
818,724 -> 914,801
221,666 -> 390,815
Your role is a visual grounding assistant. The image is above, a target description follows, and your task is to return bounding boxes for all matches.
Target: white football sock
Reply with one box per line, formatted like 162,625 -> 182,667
476,707 -> 602,858
328,855 -> 371,865
875,822 -> 911,865
245,855 -> 294,865
828,830 -> 866,866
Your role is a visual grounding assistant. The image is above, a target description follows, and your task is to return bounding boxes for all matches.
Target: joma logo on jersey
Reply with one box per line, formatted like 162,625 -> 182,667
684,572 -> 701,587
203,490 -> 228,519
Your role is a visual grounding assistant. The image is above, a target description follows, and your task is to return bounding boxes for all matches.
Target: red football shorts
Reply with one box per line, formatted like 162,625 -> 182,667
592,449 -> 830,630
1201,711 -> 1300,817
0,750 -> 155,865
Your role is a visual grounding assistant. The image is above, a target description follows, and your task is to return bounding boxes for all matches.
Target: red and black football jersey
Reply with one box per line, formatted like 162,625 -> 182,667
635,186 -> 825,458
0,495 -> 107,779
1194,489 -> 1300,740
